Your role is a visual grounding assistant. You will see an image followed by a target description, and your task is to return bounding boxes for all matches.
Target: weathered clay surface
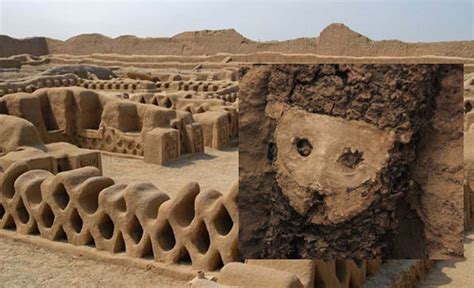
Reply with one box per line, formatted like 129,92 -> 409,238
239,64 -> 463,259
464,73 -> 474,228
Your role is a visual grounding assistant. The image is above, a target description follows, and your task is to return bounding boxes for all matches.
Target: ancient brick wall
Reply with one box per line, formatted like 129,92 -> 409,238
0,87 -> 205,164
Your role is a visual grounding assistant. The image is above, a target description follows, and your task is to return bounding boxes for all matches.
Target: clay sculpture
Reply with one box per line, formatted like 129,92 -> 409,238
239,64 -> 464,259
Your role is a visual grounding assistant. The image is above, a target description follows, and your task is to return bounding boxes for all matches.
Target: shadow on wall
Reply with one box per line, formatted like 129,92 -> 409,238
418,230 -> 474,287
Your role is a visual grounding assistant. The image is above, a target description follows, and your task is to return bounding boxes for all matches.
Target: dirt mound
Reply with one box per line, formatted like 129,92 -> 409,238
0,35 -> 49,57
316,23 -> 474,58
46,29 -> 258,56
172,28 -> 246,40
1,23 -> 473,58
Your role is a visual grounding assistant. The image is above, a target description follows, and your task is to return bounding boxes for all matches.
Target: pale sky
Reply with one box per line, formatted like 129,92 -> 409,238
0,0 -> 472,42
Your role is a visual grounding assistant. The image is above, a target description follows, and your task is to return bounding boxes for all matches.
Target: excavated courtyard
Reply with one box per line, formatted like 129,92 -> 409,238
102,147 -> 238,198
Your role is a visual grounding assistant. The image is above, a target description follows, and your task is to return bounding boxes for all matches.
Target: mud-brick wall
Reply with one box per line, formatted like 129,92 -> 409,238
239,64 -> 463,260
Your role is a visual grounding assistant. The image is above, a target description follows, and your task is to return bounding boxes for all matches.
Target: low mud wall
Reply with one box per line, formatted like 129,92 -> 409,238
0,162 -> 238,271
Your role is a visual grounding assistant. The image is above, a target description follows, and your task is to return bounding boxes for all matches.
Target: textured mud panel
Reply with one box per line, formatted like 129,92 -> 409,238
464,73 -> 474,229
413,67 -> 465,258
239,64 -> 463,259
238,66 -> 275,259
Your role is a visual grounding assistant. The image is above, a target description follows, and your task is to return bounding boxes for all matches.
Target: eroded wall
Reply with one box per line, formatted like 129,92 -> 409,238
0,87 -> 204,165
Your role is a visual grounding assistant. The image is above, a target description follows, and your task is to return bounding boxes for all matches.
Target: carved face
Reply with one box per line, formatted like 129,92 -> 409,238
274,108 -> 396,224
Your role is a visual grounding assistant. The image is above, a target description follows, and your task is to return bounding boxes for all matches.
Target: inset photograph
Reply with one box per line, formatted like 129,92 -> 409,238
239,64 -> 464,259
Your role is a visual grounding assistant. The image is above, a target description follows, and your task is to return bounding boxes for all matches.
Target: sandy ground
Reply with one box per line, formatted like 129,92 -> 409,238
418,229 -> 474,287
101,146 -> 238,198
0,236 -> 188,287
3,232 -> 473,288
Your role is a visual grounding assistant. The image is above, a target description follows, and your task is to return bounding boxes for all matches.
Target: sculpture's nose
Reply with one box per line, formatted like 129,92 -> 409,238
313,156 -> 331,188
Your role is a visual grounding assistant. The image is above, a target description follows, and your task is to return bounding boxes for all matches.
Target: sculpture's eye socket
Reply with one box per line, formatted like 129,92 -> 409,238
338,148 -> 364,169
465,101 -> 472,113
295,138 -> 312,157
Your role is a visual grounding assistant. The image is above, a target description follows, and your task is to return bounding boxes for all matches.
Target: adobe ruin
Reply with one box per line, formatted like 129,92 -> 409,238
1,23 -> 473,287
